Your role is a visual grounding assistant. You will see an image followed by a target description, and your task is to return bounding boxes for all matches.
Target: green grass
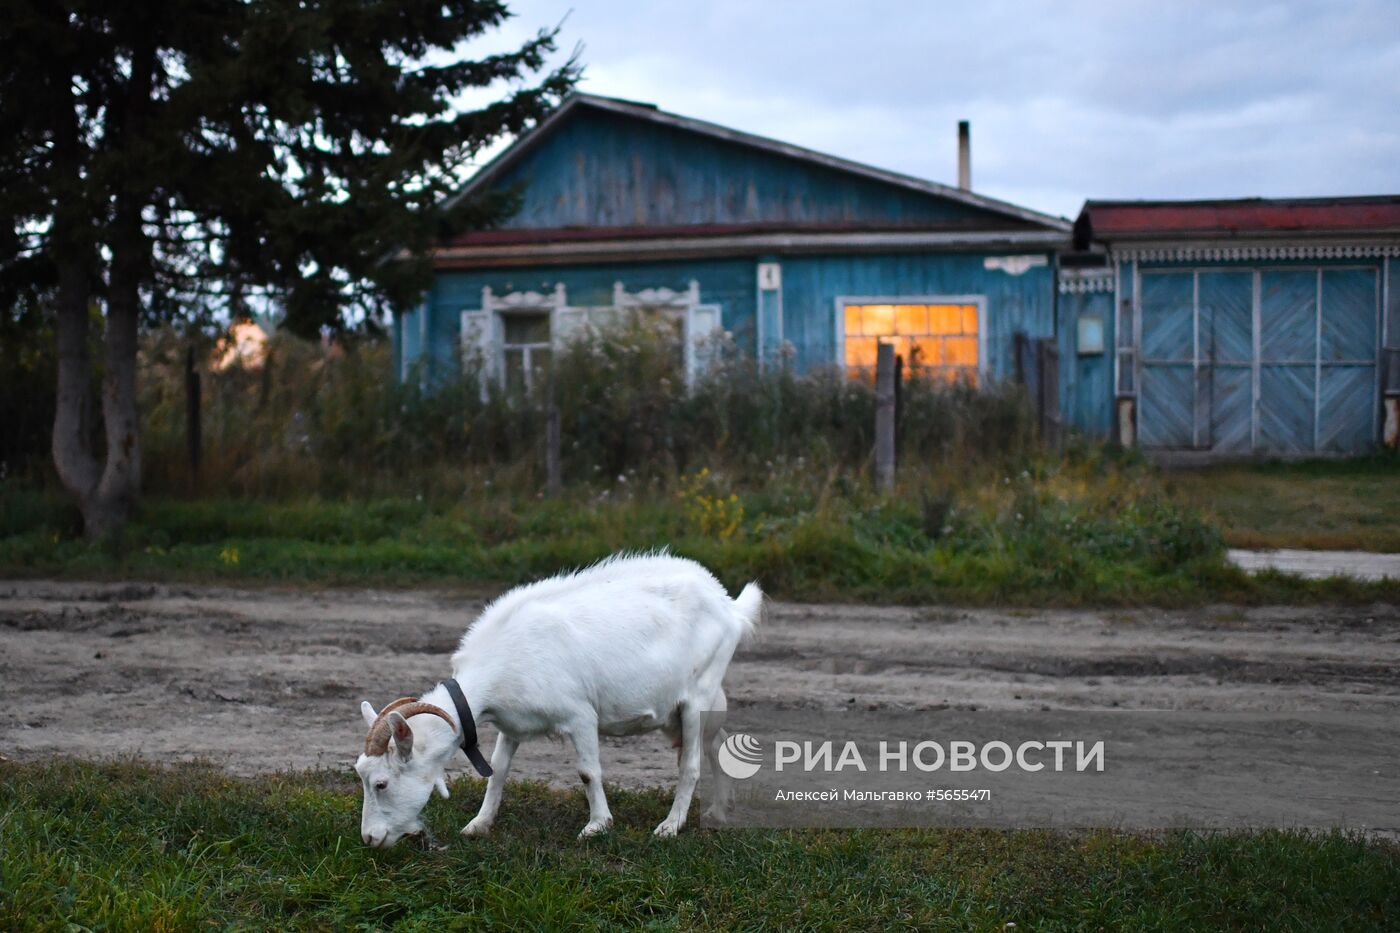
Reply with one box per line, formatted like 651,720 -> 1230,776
1164,457 -> 1400,553
5,457 -> 1400,605
2,760 -> 1396,931
2,481 -> 1400,607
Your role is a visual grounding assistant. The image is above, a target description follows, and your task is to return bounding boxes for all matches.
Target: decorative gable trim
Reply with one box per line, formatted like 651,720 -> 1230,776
983,254 -> 1049,276
1058,267 -> 1115,294
1114,241 -> 1400,263
612,280 -> 700,308
480,282 -> 567,313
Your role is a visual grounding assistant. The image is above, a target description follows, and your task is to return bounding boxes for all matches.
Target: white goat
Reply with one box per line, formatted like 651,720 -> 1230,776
355,552 -> 762,848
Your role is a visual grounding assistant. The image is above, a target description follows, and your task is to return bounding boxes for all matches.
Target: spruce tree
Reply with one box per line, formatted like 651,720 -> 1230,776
0,0 -> 576,536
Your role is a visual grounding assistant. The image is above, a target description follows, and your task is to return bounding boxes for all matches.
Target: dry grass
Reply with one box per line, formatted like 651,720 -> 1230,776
1163,458 -> 1400,553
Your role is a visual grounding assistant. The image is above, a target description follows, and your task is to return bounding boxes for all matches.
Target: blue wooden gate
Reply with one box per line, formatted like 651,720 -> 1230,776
1201,271 -> 1253,454
1137,266 -> 1378,455
1138,271 -> 1196,448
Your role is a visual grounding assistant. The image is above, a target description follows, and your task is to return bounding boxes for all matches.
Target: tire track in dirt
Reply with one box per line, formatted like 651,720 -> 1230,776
2,581 -> 1397,789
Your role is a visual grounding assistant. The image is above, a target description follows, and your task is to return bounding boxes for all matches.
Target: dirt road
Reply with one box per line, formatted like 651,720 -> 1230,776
3,581 -> 1398,796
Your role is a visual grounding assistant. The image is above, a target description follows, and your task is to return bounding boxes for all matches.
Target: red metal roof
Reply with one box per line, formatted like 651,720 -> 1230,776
1082,196 -> 1400,239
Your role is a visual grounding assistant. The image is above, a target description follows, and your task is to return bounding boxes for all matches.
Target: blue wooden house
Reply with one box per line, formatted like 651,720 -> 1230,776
397,95 -> 1399,458
397,94 -> 1070,393
1063,197 -> 1400,457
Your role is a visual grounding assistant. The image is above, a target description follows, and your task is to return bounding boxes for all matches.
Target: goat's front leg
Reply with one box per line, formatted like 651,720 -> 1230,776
655,703 -> 705,837
462,732 -> 518,838
568,722 -> 613,838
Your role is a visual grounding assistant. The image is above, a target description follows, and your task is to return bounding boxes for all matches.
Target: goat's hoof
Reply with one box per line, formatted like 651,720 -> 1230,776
652,817 -> 685,838
578,817 -> 613,839
461,818 -> 493,838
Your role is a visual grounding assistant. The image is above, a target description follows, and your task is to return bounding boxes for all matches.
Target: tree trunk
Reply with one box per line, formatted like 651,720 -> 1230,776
88,281 -> 143,538
51,254 -> 100,507
49,56 -> 101,523
81,37 -> 156,539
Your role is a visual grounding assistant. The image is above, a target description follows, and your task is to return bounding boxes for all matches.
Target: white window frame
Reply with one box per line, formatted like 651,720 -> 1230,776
500,311 -> 553,395
467,283 -> 571,394
833,294 -> 988,380
464,280 -> 721,391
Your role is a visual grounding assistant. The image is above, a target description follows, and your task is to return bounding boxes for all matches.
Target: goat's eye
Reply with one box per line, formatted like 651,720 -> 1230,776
373,780 -> 388,792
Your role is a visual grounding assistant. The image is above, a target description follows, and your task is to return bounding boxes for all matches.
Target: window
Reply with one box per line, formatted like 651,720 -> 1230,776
843,303 -> 979,382
473,281 -> 720,394
502,312 -> 551,394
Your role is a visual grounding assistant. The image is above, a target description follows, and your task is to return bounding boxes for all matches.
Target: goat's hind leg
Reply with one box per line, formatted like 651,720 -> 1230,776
462,732 -> 519,838
702,689 -> 733,823
655,701 -> 706,837
569,720 -> 614,838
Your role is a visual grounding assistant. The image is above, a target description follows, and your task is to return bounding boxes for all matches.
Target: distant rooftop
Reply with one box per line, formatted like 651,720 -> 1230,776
1079,195 -> 1400,240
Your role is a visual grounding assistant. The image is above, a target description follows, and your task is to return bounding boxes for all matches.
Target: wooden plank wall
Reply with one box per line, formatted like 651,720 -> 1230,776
1058,288 -> 1115,438
777,253 -> 1056,375
488,108 -> 1026,231
413,253 -> 1059,383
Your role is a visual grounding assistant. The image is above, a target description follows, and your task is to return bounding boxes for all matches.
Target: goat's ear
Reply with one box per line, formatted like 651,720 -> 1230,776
434,776 -> 450,799
388,711 -> 414,760
360,701 -> 377,728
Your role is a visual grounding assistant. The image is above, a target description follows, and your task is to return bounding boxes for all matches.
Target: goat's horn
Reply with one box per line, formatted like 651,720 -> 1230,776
364,697 -> 419,756
364,698 -> 458,756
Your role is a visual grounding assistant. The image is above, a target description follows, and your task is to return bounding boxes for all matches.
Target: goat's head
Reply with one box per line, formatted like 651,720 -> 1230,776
355,697 -> 457,849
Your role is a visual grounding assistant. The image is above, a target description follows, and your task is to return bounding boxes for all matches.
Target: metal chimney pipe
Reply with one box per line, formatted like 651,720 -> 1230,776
957,120 -> 971,190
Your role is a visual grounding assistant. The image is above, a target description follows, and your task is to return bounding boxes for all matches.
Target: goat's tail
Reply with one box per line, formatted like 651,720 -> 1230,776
732,581 -> 764,643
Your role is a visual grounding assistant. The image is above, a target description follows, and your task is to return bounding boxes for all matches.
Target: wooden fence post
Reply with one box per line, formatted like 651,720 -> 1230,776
1013,332 -> 1062,451
1013,331 -> 1032,388
875,342 -> 896,493
184,346 -> 201,487
1036,338 -> 1062,451
545,370 -> 562,495
893,352 -> 904,454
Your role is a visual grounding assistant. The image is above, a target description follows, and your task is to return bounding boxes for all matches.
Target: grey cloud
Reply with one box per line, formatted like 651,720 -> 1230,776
479,0 -> 1400,217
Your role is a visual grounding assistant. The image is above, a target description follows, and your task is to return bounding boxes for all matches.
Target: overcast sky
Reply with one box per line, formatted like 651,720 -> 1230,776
462,0 -> 1400,220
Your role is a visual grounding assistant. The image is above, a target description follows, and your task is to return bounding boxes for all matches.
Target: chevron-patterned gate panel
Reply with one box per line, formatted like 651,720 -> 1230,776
1321,269 -> 1377,362
1319,366 -> 1376,452
1257,271 -> 1319,453
1258,364 -> 1316,454
1140,366 -> 1195,447
1134,264 -> 1378,456
1210,367 -> 1253,453
1319,268 -> 1378,452
1260,271 -> 1318,362
1139,271 -> 1197,448
1199,271 -> 1253,452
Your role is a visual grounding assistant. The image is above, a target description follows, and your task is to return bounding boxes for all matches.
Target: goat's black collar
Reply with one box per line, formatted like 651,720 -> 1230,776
441,679 -> 493,777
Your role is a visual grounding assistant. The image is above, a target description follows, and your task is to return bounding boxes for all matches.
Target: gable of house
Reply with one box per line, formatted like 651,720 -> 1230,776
445,95 -> 1061,244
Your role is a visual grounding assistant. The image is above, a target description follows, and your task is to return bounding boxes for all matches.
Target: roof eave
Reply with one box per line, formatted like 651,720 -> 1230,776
430,228 -> 1069,269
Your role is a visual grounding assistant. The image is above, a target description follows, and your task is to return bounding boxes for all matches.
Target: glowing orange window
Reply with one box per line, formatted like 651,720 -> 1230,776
843,303 -> 979,382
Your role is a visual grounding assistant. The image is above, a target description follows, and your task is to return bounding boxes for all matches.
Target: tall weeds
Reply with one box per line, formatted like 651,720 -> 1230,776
137,317 -> 1037,500
0,320 -> 1234,602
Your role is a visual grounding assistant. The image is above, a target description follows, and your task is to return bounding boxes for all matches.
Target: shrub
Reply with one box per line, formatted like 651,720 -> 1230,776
134,317 -> 1038,500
